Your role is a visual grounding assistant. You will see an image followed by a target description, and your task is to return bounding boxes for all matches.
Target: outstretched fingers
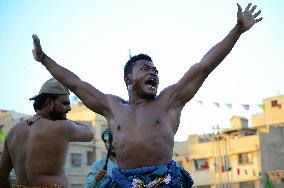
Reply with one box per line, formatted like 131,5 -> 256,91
237,3 -> 242,14
253,8 -> 262,23
250,5 -> 257,13
245,3 -> 252,12
253,10 -> 261,18
256,17 -> 263,23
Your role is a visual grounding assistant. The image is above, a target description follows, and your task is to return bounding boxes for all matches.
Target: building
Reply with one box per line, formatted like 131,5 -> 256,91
173,95 -> 284,188
252,95 -> 284,131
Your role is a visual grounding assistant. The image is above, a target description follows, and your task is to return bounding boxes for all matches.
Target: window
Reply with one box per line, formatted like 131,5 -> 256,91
238,153 -> 253,164
70,153 -> 82,167
271,100 -> 281,108
194,159 -> 209,170
240,181 -> 255,188
87,151 -> 95,165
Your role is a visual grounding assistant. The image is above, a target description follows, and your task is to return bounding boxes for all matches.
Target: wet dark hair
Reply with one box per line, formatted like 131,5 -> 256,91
124,54 -> 152,77
32,93 -> 59,112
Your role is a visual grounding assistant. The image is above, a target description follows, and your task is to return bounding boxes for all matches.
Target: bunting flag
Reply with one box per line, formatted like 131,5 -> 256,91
253,169 -> 256,176
242,104 -> 250,110
225,103 -> 232,109
185,156 -> 190,163
213,102 -> 220,107
221,165 -> 225,172
197,100 -> 204,106
258,104 -> 265,110
227,167 -> 232,171
196,99 -> 264,111
204,161 -> 209,169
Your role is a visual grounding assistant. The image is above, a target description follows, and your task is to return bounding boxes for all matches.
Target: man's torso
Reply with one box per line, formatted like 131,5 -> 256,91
7,118 -> 69,187
107,96 -> 181,169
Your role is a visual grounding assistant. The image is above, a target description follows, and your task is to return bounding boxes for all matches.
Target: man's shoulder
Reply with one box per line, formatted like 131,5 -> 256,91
95,157 -> 107,163
107,94 -> 127,104
91,157 -> 107,167
8,120 -> 28,134
5,120 -> 29,145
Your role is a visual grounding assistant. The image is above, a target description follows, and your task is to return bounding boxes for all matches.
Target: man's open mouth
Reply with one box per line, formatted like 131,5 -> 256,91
145,77 -> 157,90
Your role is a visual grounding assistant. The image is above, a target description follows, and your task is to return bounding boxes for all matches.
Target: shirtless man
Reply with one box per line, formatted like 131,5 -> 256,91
0,78 -> 94,188
31,3 -> 262,187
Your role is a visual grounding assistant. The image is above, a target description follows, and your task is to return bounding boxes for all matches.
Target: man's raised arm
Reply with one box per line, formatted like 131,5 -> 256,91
168,3 -> 262,107
32,35 -> 110,116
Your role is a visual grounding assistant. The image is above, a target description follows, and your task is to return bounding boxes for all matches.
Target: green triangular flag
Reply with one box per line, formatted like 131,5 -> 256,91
225,103 -> 232,109
197,100 -> 203,106
258,104 -> 265,110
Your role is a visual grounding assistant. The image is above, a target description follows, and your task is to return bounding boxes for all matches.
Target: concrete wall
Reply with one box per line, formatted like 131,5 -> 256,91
66,143 -> 94,187
259,126 -> 284,171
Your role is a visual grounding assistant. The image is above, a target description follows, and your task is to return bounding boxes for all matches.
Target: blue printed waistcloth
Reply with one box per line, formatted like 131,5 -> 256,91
99,160 -> 194,188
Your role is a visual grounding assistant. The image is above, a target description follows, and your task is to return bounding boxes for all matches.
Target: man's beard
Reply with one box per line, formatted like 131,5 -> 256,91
50,106 -> 66,120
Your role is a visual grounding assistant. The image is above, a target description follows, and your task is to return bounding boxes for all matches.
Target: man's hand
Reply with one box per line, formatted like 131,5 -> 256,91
95,169 -> 107,181
237,3 -> 262,33
32,34 -> 45,62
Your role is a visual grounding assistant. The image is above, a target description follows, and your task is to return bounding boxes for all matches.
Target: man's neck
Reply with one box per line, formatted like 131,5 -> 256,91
36,111 -> 51,120
128,93 -> 155,105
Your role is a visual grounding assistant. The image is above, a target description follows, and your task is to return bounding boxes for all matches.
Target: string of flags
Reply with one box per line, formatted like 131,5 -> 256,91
71,95 -> 266,111
267,170 -> 284,180
196,99 -> 265,111
180,156 -> 284,186
182,157 -> 265,176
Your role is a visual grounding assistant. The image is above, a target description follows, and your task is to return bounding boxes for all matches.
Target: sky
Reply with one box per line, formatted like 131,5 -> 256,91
1,0 -> 284,141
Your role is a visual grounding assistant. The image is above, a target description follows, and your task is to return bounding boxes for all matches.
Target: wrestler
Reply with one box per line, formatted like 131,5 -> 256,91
0,78 -> 94,188
31,3 -> 262,187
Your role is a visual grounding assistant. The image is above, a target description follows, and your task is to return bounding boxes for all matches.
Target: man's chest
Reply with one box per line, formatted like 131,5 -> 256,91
111,104 -> 167,128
